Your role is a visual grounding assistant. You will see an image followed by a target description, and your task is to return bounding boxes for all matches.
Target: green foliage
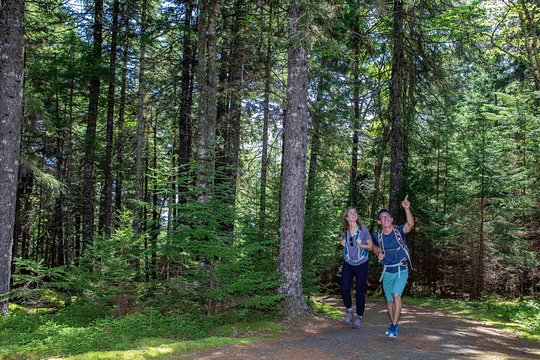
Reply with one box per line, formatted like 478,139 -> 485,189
10,258 -> 73,308
0,303 -> 282,359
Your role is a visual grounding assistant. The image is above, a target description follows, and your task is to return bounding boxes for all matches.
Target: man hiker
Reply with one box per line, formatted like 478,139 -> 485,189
372,195 -> 414,338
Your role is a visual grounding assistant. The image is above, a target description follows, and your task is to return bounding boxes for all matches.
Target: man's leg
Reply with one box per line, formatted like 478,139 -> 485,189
386,300 -> 394,323
382,272 -> 396,335
388,269 -> 408,337
392,293 -> 402,325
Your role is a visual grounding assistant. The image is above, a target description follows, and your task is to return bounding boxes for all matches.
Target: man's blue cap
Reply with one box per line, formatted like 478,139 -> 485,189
377,208 -> 391,219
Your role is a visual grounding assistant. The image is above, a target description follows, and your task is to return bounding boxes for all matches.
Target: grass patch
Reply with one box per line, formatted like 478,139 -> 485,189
307,297 -> 343,319
406,295 -> 540,343
0,304 -> 282,360
212,321 -> 283,337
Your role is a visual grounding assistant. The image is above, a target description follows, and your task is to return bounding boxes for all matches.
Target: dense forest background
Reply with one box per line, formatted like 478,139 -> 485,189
1,0 -> 539,318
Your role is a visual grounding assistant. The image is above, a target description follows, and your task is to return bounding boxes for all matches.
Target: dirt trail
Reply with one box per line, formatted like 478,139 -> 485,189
185,296 -> 540,359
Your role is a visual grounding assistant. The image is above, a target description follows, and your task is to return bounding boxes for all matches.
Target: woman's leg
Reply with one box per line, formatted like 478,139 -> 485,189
341,262 -> 354,309
353,261 -> 369,316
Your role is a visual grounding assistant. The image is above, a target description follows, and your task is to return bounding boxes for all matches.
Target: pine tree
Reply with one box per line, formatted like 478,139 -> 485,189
0,0 -> 25,315
278,0 -> 309,318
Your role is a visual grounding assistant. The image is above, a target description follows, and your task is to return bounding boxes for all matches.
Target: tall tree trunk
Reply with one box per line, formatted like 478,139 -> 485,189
150,112 -> 159,280
370,128 -> 389,227
369,75 -> 388,224
51,89 -> 65,267
435,130 -> 441,203
14,165 -> 33,262
216,0 -> 244,228
100,0 -> 120,237
177,0 -> 194,205
388,0 -> 406,218
195,0 -> 218,203
443,142 -> 448,215
349,59 -> 360,207
278,0 -> 309,318
142,137 -> 150,281
134,0 -> 148,235
306,57 -> 326,215
476,126 -> 486,299
115,0 -> 132,212
194,0 -> 218,315
259,0 -> 273,231
223,5 -> 242,198
81,0 -> 104,252
0,0 -> 24,315
63,76 -> 75,266
350,39 -> 360,208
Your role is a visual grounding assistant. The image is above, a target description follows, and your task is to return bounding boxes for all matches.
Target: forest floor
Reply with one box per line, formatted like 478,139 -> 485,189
182,296 -> 540,360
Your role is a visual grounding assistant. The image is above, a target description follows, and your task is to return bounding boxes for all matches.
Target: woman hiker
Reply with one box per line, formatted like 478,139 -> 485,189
339,208 -> 373,329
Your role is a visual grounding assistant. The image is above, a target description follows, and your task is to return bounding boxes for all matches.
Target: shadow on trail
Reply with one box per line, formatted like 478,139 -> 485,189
186,296 -> 540,360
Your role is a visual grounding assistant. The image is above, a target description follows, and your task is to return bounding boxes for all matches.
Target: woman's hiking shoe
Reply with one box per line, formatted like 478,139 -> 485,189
384,323 -> 395,335
351,315 -> 362,329
341,309 -> 353,325
388,324 -> 399,338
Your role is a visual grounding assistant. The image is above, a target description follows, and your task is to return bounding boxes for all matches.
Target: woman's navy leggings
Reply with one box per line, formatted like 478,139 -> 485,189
341,260 -> 369,316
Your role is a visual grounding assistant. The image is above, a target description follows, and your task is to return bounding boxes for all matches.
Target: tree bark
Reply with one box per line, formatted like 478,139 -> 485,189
476,123 -> 486,299
134,0 -> 148,235
178,0 -> 194,206
222,4 -> 242,197
216,0 -> 244,227
195,0 -> 218,203
388,0 -> 406,218
81,0 -> 104,252
100,0 -> 120,237
150,113 -> 159,280
63,76 -> 75,266
259,0 -> 273,231
306,56 -> 326,215
369,66 -> 388,224
115,0 -> 132,212
0,0 -> 25,315
14,164 -> 33,262
194,0 -> 218,315
278,0 -> 309,318
350,37 -> 360,208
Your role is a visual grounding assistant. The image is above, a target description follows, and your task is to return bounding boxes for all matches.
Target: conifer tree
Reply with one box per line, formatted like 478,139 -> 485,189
278,0 -> 309,318
0,0 -> 25,315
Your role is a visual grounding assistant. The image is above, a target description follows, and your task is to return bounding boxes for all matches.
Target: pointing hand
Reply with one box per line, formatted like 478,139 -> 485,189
401,195 -> 410,209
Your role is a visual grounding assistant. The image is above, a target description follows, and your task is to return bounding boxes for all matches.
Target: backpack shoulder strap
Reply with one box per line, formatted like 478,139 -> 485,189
378,230 -> 384,254
393,227 -> 413,270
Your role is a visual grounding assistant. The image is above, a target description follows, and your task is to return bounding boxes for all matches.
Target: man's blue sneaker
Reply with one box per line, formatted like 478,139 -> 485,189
385,323 -> 395,335
388,324 -> 399,338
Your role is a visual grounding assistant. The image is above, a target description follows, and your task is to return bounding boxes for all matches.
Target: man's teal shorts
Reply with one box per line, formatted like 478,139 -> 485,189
382,268 -> 408,301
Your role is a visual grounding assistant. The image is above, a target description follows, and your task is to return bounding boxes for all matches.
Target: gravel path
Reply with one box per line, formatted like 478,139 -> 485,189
184,296 -> 540,360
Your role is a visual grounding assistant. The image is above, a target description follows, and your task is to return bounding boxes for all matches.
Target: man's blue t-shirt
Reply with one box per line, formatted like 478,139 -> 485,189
372,225 -> 408,272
